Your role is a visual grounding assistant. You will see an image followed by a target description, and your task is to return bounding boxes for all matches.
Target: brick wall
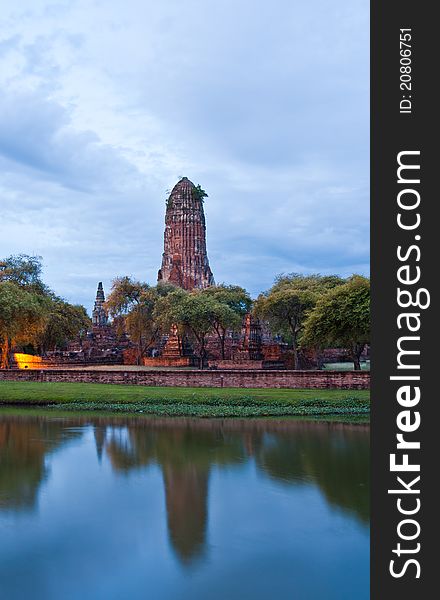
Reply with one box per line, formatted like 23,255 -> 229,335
0,369 -> 370,389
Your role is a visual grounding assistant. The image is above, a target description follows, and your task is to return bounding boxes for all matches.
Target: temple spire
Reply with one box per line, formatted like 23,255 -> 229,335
92,282 -> 108,326
158,177 -> 214,290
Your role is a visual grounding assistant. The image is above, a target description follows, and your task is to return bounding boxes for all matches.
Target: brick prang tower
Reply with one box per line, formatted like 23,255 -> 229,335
92,282 -> 108,327
158,177 -> 214,290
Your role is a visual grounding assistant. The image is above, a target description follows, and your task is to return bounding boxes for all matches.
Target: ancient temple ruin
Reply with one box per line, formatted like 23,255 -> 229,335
158,177 -> 214,290
92,282 -> 108,327
22,177 -> 363,370
149,178 -> 270,368
59,181 -> 285,368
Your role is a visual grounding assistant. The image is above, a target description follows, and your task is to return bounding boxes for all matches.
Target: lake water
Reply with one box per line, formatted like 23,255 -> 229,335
0,411 -> 369,599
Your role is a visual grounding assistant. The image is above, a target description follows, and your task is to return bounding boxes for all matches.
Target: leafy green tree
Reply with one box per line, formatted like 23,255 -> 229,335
39,298 -> 91,352
0,254 -> 48,295
1,255 -> 91,366
193,184 -> 208,203
202,285 -> 251,359
106,277 -> 174,364
0,282 -> 48,368
0,255 -> 53,367
272,273 -> 343,292
153,286 -> 188,355
254,274 -> 343,369
155,290 -> 235,368
301,275 -> 370,370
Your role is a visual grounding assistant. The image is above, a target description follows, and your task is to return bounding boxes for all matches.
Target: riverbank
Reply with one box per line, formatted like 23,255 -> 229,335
0,381 -> 369,418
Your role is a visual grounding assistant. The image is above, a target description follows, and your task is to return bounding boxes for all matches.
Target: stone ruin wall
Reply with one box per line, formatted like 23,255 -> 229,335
0,368 -> 370,389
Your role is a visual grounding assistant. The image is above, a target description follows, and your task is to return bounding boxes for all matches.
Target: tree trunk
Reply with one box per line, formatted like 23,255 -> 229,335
137,335 -> 142,366
352,343 -> 365,371
316,351 -> 324,370
201,345 -> 206,369
1,337 -> 10,369
288,318 -> 299,370
214,326 -> 226,360
199,338 -> 207,369
198,348 -> 204,369
291,337 -> 299,370
220,334 -> 226,360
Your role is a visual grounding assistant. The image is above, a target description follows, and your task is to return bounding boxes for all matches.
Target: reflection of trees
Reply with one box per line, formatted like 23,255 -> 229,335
256,425 -> 370,522
101,419 -> 369,564
0,416 -> 82,511
0,413 -> 369,565
102,418 -> 369,565
105,425 -> 245,564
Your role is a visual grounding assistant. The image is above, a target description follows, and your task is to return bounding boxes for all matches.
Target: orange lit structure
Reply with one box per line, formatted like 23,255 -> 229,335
13,353 -> 45,369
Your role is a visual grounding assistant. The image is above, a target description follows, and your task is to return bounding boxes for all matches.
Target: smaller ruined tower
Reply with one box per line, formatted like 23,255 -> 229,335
92,282 -> 108,327
158,177 -> 214,290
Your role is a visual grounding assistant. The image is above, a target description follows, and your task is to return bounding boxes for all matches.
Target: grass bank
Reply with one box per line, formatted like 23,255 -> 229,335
0,381 -> 369,418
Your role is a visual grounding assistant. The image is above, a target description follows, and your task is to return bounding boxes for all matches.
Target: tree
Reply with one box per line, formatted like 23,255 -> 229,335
0,254 -> 48,295
39,298 -> 91,352
1,255 -> 93,367
301,275 -> 370,370
155,290 -> 234,368
193,184 -> 208,203
106,277 -> 172,364
0,255 -> 53,368
272,273 -> 343,292
202,285 -> 252,359
0,282 -> 49,368
254,274 -> 344,369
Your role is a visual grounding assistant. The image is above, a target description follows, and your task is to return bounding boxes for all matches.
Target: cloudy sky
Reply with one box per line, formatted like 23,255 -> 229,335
0,0 -> 369,311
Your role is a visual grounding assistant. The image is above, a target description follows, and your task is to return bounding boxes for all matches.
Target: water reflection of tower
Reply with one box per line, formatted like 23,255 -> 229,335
100,425 -> 228,565
163,464 -> 209,564
94,420 -> 370,567
93,425 -> 107,463
155,427 -> 214,565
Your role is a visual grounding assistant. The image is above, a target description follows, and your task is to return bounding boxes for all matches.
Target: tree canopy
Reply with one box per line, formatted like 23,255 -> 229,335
202,285 -> 251,359
0,282 -> 48,368
301,275 -> 370,370
253,274 -> 344,368
39,298 -> 90,352
154,286 -> 250,367
1,253 -> 370,371
0,255 -> 91,368
105,277 -> 177,364
0,254 -> 49,295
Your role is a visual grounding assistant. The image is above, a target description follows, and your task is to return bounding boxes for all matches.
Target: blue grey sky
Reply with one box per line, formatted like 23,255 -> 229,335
0,0 -> 369,311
